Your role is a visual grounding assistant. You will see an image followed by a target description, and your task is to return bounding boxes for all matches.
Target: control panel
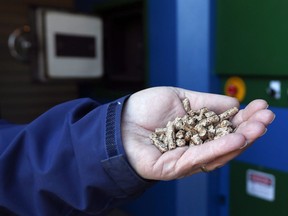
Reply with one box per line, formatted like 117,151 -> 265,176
216,1 -> 288,216
216,0 -> 288,107
221,77 -> 288,107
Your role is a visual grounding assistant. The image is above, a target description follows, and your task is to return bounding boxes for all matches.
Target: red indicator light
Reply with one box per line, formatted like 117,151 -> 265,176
227,84 -> 238,96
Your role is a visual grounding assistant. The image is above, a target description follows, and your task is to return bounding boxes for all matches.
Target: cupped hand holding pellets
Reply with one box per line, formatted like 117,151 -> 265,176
121,87 -> 275,180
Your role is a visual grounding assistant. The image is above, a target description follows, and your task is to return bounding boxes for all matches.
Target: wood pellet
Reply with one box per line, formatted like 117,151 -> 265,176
149,98 -> 239,153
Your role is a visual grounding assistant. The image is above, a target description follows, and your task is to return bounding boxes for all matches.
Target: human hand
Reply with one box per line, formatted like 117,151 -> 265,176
121,87 -> 275,180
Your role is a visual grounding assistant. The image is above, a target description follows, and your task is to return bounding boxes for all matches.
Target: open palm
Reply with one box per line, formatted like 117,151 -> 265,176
121,87 -> 274,180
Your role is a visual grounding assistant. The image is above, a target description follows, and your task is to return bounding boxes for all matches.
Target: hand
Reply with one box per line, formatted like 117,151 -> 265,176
121,87 -> 275,180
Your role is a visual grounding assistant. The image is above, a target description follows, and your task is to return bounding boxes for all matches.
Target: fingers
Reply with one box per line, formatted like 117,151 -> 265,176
235,120 -> 267,144
200,123 -> 264,173
240,109 -> 275,127
169,117 -> 268,178
172,133 -> 246,178
198,119 -> 267,171
198,147 -> 243,174
232,99 -> 271,126
199,123 -> 267,174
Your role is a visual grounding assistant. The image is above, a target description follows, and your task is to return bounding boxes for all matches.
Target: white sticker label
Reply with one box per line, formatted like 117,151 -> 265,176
246,169 -> 275,202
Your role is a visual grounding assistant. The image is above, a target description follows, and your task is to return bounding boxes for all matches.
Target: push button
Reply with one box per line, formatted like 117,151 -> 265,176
227,84 -> 238,97
224,76 -> 246,102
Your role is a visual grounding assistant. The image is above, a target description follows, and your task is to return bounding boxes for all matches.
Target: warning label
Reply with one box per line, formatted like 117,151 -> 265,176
246,169 -> 275,202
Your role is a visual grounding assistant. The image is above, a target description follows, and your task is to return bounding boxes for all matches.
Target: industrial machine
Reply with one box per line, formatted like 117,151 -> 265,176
216,1 -> 288,215
75,0 -> 288,215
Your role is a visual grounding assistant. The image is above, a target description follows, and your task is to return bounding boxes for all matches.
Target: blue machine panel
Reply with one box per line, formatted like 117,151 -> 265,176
237,107 -> 288,172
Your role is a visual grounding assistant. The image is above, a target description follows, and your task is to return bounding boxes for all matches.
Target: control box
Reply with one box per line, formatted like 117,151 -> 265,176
216,0 -> 288,107
34,9 -> 103,81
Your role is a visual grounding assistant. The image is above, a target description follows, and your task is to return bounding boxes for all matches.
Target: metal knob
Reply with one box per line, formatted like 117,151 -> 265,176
8,25 -> 32,62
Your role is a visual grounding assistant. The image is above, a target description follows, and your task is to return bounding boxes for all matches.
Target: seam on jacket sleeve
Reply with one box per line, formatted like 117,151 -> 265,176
105,102 -> 119,158
102,96 -> 155,197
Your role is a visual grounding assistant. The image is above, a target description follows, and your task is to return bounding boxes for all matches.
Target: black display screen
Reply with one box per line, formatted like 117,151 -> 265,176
55,34 -> 96,58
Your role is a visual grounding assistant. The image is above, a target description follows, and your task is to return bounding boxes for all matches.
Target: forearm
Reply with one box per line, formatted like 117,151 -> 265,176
0,97 -> 153,216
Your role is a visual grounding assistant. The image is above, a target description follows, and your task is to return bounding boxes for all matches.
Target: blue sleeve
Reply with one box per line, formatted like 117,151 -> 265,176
0,97 -> 154,216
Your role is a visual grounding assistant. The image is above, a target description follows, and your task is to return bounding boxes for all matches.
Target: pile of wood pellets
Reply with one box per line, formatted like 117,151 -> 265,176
150,98 -> 239,153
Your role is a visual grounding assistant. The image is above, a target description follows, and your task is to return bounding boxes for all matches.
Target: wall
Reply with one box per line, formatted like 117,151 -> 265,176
0,0 -> 78,123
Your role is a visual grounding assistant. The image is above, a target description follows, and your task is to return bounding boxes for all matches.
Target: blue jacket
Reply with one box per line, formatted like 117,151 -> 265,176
0,97 -> 153,215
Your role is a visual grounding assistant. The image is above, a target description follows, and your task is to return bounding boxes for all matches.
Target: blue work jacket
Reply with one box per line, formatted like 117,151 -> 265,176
0,97 -> 153,215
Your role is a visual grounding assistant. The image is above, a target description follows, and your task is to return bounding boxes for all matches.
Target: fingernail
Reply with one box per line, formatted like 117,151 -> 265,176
216,164 -> 225,169
269,114 -> 276,124
261,128 -> 268,137
240,141 -> 249,149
